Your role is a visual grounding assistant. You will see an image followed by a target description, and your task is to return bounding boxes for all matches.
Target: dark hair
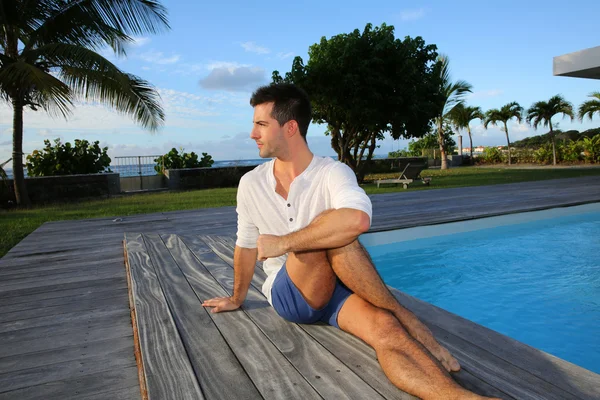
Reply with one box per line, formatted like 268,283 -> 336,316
250,83 -> 312,139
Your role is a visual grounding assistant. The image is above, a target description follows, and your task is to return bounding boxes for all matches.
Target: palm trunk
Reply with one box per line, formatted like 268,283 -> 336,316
438,120 -> 448,170
468,126 -> 474,163
549,121 -> 556,166
12,98 -> 31,207
503,122 -> 512,165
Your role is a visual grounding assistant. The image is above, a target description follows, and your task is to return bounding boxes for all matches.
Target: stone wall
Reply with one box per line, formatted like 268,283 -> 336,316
1,173 -> 120,207
165,165 -> 256,191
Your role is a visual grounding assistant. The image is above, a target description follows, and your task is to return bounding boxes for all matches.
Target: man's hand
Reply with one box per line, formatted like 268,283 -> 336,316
202,296 -> 241,313
257,234 -> 288,261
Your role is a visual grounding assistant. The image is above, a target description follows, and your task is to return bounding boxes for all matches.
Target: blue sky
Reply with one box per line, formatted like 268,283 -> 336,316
1,0 -> 599,163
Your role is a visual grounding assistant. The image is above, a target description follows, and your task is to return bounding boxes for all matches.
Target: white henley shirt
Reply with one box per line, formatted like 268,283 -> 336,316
235,155 -> 373,305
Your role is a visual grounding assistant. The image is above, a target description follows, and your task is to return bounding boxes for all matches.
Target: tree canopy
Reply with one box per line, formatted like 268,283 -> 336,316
272,23 -> 441,181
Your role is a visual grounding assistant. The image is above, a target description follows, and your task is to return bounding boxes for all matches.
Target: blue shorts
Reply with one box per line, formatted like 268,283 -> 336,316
271,263 -> 353,329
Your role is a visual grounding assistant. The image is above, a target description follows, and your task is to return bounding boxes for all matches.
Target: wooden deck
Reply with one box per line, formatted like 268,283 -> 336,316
1,176 -> 600,399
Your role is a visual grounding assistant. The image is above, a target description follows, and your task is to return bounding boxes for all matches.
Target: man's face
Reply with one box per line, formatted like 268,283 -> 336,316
250,102 -> 286,158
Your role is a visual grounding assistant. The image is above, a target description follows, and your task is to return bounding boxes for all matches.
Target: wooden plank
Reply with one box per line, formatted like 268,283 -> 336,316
0,336 -> 135,393
0,289 -> 127,322
143,234 -> 270,399
124,233 -> 204,400
0,255 -> 124,277
0,277 -> 126,303
0,335 -> 133,374
0,295 -> 128,333
79,385 -> 141,400
0,269 -> 124,294
0,309 -> 132,358
0,365 -> 140,400
0,286 -> 128,315
181,235 -> 391,400
389,288 -> 600,400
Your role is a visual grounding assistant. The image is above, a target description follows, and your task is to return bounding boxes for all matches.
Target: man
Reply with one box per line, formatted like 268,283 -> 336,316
202,84 -> 496,400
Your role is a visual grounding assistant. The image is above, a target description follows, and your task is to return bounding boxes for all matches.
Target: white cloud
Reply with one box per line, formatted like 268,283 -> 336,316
277,52 -> 294,59
199,66 -> 266,92
399,8 -> 426,21
241,41 -> 270,55
139,50 -> 180,64
38,129 -> 54,137
130,36 -> 150,47
206,61 -> 250,72
468,89 -> 503,99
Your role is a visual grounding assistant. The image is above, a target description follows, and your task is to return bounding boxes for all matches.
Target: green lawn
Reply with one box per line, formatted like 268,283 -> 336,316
2,166 -> 600,258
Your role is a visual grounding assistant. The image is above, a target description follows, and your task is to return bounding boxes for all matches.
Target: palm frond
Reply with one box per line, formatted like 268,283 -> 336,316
578,92 -> 600,121
0,61 -> 72,117
436,54 -> 472,117
526,95 -> 573,131
27,0 -> 168,54
60,66 -> 164,131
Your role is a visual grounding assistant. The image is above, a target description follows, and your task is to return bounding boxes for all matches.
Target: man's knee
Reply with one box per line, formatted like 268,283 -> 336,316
289,248 -> 329,267
326,238 -> 365,261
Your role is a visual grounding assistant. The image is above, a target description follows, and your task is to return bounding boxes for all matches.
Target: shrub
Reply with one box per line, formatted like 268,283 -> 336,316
154,148 -> 214,174
562,140 -> 583,163
581,134 -> 600,163
482,147 -> 503,163
26,138 -> 111,176
512,148 -> 535,164
534,143 -> 555,164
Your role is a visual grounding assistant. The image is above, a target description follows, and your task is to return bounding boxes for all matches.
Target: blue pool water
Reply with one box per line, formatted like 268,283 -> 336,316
363,206 -> 600,374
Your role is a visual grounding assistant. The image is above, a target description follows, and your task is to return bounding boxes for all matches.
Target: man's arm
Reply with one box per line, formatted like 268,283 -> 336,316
257,208 -> 370,261
202,245 -> 257,312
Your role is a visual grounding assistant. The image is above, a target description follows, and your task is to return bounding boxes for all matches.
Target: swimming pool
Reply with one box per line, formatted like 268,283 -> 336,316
361,203 -> 600,374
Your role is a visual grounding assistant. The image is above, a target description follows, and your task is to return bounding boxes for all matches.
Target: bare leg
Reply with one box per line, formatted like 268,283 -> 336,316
327,239 -> 461,372
285,251 -> 496,400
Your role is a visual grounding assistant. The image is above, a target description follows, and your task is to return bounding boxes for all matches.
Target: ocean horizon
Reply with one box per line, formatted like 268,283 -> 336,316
3,154 -> 390,179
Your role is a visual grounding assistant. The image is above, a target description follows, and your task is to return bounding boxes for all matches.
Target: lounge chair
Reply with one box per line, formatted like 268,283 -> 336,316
376,162 -> 432,189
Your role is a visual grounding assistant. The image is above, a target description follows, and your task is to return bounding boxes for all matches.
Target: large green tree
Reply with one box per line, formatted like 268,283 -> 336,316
432,55 -> 472,170
526,95 -> 574,166
484,102 -> 524,165
1,0 -> 169,206
578,92 -> 600,122
272,23 -> 441,182
448,103 -> 484,160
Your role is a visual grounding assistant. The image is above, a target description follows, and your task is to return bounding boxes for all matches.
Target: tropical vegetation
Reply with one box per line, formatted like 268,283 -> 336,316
431,55 -> 472,169
155,148 -> 214,174
272,22 -> 441,181
26,138 -> 112,176
448,103 -> 484,160
526,95 -> 575,165
483,102 -> 524,165
0,0 -> 170,206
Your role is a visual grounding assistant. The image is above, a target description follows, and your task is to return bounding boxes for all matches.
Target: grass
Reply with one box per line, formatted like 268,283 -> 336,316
2,166 -> 600,258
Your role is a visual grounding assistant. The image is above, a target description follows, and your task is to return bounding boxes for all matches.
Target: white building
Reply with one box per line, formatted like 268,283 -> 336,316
553,46 -> 600,80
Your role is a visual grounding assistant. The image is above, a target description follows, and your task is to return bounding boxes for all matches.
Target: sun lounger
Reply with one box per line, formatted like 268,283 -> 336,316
376,161 -> 431,189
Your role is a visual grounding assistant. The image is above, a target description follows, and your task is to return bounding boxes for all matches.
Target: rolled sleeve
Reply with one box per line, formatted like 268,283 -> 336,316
235,175 -> 259,248
328,163 -> 373,224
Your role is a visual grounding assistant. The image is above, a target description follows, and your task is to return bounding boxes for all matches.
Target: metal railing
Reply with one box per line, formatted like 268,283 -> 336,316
111,155 -> 164,177
112,155 -> 165,191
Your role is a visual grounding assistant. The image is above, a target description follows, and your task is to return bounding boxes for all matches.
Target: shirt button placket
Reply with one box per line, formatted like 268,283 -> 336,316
287,202 -> 294,224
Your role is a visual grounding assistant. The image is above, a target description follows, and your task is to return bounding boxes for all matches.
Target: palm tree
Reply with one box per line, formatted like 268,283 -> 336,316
526,95 -> 574,166
578,92 -> 600,122
484,102 -> 524,165
1,0 -> 169,206
432,55 -> 472,169
449,104 -> 484,161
